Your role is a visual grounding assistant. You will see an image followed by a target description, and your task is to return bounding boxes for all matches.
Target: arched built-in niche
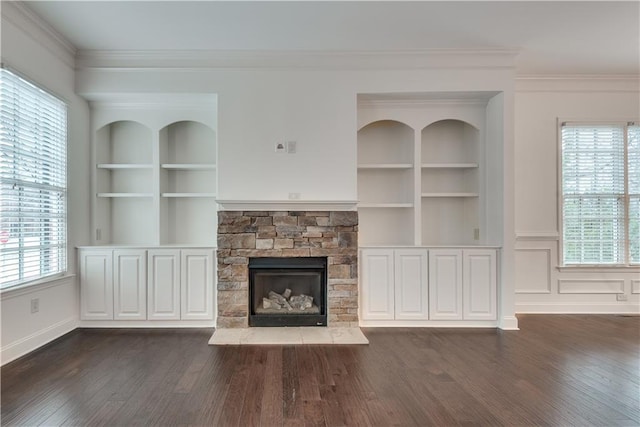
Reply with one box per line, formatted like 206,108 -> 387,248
357,120 -> 415,246
421,119 -> 481,245
95,120 -> 155,245
159,121 -> 217,245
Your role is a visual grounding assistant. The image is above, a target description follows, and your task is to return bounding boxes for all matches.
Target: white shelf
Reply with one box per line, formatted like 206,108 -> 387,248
359,203 -> 414,208
161,164 -> 216,170
421,163 -> 478,169
358,163 -> 413,170
97,163 -> 153,169
161,193 -> 217,198
421,193 -> 479,198
97,193 -> 154,198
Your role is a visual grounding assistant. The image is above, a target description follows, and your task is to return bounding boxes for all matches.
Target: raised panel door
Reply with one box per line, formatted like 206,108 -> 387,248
148,249 -> 181,320
80,249 -> 113,320
394,249 -> 428,320
181,249 -> 214,320
428,249 -> 463,320
360,249 -> 395,320
113,249 -> 147,320
463,249 -> 497,320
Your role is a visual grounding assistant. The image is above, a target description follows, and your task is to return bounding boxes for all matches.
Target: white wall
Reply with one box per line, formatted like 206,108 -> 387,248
514,77 -> 640,313
0,3 -> 90,364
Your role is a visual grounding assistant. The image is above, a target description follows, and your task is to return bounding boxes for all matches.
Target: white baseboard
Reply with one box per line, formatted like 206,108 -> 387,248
516,303 -> 640,314
499,316 -> 520,330
359,320 -> 499,328
1,317 -> 77,366
78,320 -> 215,328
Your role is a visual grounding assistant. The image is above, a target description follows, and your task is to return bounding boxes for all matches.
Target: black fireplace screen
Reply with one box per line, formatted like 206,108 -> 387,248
249,257 -> 327,327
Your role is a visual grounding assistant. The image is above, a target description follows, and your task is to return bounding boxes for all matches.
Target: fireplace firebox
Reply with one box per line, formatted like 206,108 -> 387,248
249,257 -> 328,327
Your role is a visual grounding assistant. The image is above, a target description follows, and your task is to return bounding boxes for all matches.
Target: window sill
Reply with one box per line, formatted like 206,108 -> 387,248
0,274 -> 76,300
557,265 -> 640,273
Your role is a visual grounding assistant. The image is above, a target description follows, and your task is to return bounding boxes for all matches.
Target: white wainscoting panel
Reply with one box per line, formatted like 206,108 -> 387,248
515,248 -> 551,294
632,280 -> 640,294
558,280 -> 624,294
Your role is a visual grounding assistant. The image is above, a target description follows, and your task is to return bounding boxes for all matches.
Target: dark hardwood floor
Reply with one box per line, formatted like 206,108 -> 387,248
1,315 -> 639,426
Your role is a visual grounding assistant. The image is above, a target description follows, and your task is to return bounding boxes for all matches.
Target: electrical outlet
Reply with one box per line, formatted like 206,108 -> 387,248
288,192 -> 301,200
30,298 -> 39,314
616,294 -> 628,302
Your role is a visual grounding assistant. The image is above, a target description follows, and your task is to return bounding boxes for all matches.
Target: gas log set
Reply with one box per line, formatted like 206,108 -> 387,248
259,289 -> 318,314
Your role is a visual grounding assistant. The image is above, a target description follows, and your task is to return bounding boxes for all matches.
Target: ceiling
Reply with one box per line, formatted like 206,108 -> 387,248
23,1 -> 640,75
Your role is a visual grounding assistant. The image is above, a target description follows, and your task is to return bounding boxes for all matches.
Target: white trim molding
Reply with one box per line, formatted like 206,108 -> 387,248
78,320 -> 215,328
515,231 -> 560,241
359,320 -> 499,328
558,279 -> 625,294
216,200 -> 358,211
515,248 -> 552,294
75,48 -> 519,70
1,317 -> 77,366
1,274 -> 76,300
516,75 -> 640,93
1,1 -> 76,69
499,316 -> 520,330
88,94 -> 218,110
516,303 -> 639,314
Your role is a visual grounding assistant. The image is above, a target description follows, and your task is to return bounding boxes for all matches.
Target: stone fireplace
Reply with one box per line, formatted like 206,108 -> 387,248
216,211 -> 358,328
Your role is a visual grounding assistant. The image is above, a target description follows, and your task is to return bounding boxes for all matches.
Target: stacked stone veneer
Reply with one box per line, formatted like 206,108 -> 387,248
217,211 -> 358,328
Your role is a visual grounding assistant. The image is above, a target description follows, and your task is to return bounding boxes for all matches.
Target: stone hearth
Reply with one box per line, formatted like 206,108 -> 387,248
216,211 -> 358,328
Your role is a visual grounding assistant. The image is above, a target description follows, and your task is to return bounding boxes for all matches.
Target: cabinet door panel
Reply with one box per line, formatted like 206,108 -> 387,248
394,249 -> 428,320
80,250 -> 113,320
148,249 -> 181,320
181,249 -> 214,320
463,249 -> 497,320
360,249 -> 395,320
113,250 -> 147,320
428,249 -> 462,320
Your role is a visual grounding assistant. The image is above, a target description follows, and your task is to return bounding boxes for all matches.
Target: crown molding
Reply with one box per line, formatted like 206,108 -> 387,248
515,74 -> 640,93
75,48 -> 519,71
1,1 -> 76,69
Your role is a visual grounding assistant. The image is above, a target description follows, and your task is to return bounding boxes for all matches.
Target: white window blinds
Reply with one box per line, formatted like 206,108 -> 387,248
629,125 -> 639,263
561,123 -> 637,265
0,68 -> 67,288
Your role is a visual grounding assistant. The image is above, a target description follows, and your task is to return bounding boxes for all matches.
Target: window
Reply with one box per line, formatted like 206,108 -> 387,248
561,122 -> 639,266
0,68 -> 67,288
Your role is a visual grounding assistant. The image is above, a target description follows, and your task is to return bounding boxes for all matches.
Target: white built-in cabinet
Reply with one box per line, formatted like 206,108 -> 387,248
360,248 -> 497,326
357,92 -> 503,327
79,248 -> 214,322
81,97 -> 218,326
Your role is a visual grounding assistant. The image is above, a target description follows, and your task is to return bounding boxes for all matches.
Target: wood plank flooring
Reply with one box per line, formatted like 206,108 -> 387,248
1,315 -> 639,426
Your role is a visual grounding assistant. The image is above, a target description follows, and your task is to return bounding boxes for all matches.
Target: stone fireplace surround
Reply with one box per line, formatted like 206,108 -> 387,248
216,210 -> 358,328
